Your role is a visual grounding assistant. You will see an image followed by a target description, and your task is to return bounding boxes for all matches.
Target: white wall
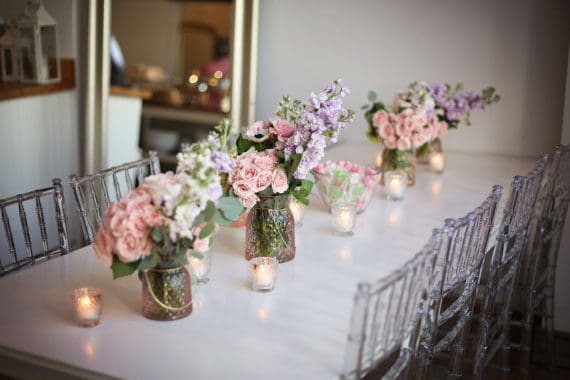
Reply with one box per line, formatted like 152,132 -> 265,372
0,0 -> 83,247
256,0 -> 569,158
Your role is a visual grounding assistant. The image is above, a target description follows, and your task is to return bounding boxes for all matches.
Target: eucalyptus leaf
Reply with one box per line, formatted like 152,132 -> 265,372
212,210 -> 232,225
199,222 -> 216,239
151,227 -> 163,243
367,90 -> 378,102
219,196 -> 245,221
170,253 -> 189,266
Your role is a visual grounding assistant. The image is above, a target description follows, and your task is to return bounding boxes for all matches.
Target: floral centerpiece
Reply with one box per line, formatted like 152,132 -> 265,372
364,81 -> 499,183
227,79 -> 354,262
312,160 -> 378,213
93,136 -> 241,320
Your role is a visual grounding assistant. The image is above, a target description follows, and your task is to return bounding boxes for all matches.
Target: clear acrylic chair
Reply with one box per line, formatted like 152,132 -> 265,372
473,155 -> 548,379
416,185 -> 503,379
341,231 -> 441,380
0,178 -> 70,276
68,151 -> 160,244
516,145 -> 570,377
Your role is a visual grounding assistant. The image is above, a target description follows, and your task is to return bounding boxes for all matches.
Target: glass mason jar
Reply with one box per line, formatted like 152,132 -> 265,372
245,193 -> 295,263
141,262 -> 192,321
381,148 -> 416,186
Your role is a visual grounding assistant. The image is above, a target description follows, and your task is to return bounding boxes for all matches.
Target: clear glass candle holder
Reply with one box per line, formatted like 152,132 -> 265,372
384,170 -> 408,201
189,249 -> 211,285
429,152 -> 446,173
289,198 -> 304,227
331,202 -> 357,236
72,287 -> 102,327
248,257 -> 278,292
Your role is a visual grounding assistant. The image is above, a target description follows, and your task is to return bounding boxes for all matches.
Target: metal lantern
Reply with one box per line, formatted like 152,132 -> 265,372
17,1 -> 60,84
0,22 -> 20,82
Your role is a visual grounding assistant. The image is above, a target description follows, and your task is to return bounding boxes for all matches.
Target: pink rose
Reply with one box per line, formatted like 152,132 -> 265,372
372,110 -> 389,127
384,136 -> 398,149
270,119 -> 295,140
437,121 -> 448,138
395,122 -> 408,138
256,171 -> 274,191
242,194 -> 259,208
115,231 -> 143,263
402,108 -> 414,117
272,168 -> 289,193
233,180 -> 254,199
240,165 -> 259,182
128,211 -> 149,238
93,227 -> 114,267
263,149 -> 279,163
411,133 -> 427,150
377,123 -> 395,140
253,155 -> 276,172
192,238 -> 210,253
109,209 -> 129,238
397,137 -> 412,151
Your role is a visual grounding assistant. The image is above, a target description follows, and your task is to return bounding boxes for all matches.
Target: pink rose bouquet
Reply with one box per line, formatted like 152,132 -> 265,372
227,79 -> 355,208
94,133 -> 242,279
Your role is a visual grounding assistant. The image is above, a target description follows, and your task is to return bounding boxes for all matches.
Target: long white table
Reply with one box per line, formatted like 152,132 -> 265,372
0,144 -> 536,379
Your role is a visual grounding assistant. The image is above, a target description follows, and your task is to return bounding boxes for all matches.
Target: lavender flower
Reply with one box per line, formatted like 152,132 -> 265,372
276,79 -> 355,179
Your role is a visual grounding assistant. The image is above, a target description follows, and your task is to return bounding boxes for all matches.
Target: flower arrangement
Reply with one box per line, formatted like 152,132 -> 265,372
229,79 -> 355,206
93,135 -> 241,279
313,160 -> 378,213
365,81 -> 500,157
227,79 -> 355,261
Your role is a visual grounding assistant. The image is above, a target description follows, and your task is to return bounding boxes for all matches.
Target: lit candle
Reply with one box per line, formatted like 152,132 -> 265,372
385,171 -> 407,200
254,265 -> 273,288
332,202 -> 357,236
429,152 -> 446,173
289,199 -> 304,226
249,257 -> 278,291
189,250 -> 211,285
375,151 -> 383,168
72,288 -> 102,327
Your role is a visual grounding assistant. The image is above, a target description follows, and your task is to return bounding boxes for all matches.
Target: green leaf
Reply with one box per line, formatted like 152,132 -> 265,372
288,153 -> 302,182
212,210 -> 232,225
197,201 -> 217,224
170,253 -> 189,266
236,134 -> 253,154
199,222 -> 216,239
219,196 -> 245,221
151,227 -> 163,243
367,90 -> 377,102
111,256 -> 139,279
138,254 -> 160,270
291,190 -> 309,206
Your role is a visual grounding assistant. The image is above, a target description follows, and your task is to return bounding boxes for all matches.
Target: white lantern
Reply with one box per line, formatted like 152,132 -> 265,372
17,1 -> 60,84
0,22 -> 20,82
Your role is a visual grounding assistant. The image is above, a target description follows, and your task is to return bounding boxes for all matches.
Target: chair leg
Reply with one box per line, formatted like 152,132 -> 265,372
520,304 -> 534,379
545,287 -> 556,371
500,310 -> 512,380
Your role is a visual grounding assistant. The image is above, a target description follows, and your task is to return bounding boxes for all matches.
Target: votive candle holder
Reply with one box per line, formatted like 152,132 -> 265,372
332,202 -> 357,236
289,198 -> 304,227
72,287 -> 102,327
429,152 -> 446,173
189,249 -> 211,285
384,170 -> 408,201
248,257 -> 278,292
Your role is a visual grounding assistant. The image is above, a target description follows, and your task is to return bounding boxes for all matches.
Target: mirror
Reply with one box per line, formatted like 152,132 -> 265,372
84,0 -> 258,173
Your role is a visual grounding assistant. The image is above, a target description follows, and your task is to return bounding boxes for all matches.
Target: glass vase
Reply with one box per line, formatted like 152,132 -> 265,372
141,263 -> 192,321
381,149 -> 416,186
245,193 -> 295,263
416,138 -> 442,164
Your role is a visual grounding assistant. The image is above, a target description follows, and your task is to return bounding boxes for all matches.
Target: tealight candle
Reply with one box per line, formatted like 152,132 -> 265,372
189,249 -> 211,285
249,257 -> 278,291
384,170 -> 408,201
375,150 -> 383,168
429,152 -> 446,173
332,202 -> 357,236
72,288 -> 102,327
289,198 -> 304,227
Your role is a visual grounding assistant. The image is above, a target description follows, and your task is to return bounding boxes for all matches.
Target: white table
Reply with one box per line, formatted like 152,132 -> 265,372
0,144 -> 536,379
